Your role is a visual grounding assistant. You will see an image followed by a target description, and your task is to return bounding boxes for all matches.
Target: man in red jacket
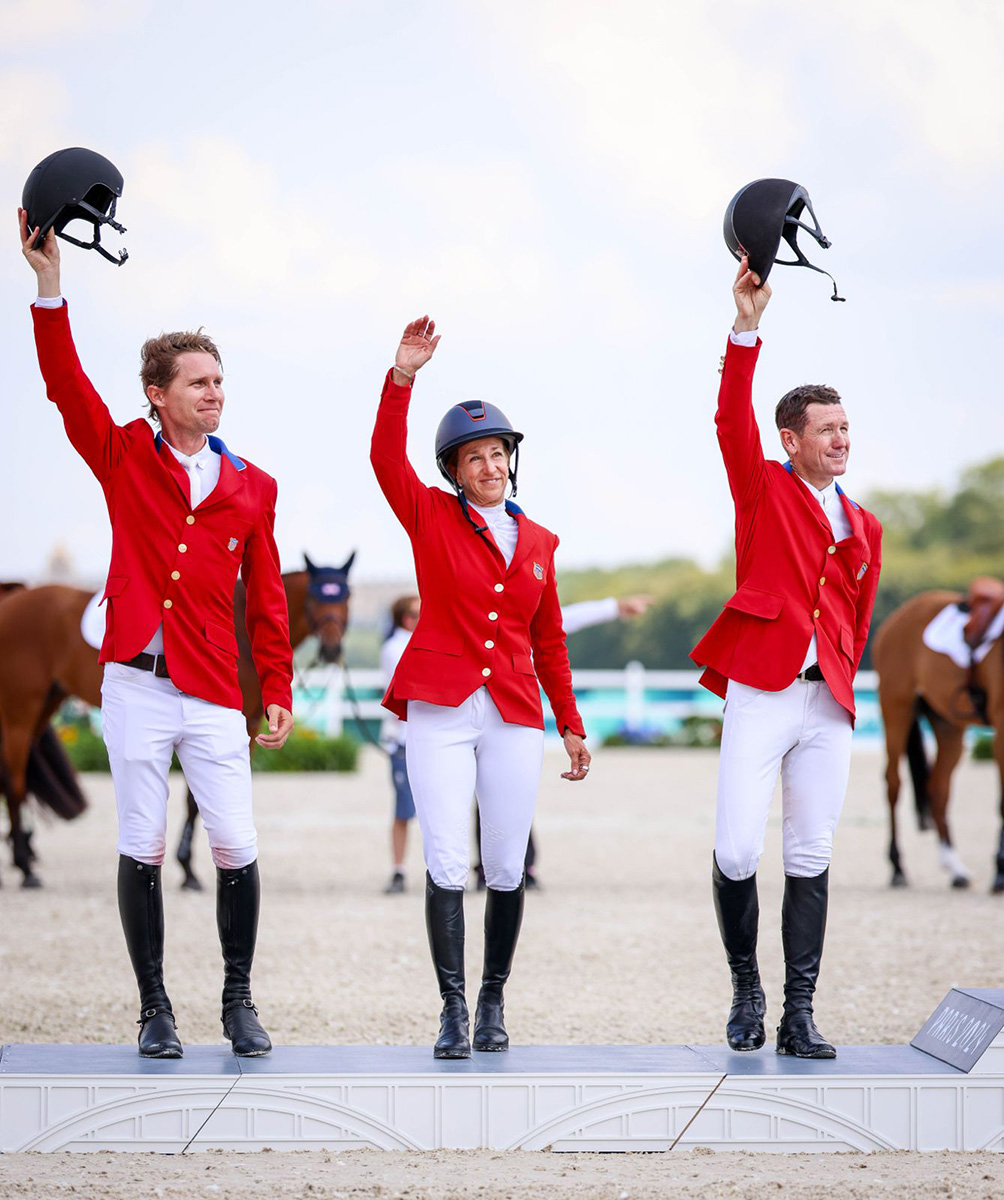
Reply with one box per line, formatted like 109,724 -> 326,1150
20,212 -> 294,1059
691,257 -> 882,1060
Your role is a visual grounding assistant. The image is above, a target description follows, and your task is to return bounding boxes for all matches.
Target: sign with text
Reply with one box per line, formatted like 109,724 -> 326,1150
912,988 -> 1004,1072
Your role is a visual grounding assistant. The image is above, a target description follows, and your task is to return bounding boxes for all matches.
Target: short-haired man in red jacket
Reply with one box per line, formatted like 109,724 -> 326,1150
20,212 -> 294,1059
692,257 -> 882,1060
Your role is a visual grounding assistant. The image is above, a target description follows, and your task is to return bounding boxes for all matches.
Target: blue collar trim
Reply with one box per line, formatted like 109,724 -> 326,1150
208,434 -> 246,472
155,431 -> 246,472
505,499 -> 525,517
783,459 -> 855,506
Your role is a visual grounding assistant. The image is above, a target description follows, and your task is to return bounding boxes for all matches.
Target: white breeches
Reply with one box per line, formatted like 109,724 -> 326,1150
101,663 -> 256,870
714,678 -> 853,881
406,688 -> 544,891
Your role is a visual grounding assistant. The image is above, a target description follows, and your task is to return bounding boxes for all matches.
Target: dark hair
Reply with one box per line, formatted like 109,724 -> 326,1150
140,329 -> 222,423
774,384 -> 842,436
390,594 -> 420,632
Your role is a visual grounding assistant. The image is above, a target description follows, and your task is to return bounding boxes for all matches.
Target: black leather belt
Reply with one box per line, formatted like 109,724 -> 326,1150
121,652 -> 171,679
797,663 -> 824,682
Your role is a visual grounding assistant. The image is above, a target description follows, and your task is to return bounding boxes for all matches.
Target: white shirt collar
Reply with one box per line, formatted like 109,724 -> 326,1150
470,500 -> 513,523
164,436 -> 215,469
793,471 -> 837,506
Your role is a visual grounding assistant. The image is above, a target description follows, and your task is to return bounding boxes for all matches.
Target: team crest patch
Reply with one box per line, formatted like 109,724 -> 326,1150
533,561 -> 544,580
228,537 -> 239,551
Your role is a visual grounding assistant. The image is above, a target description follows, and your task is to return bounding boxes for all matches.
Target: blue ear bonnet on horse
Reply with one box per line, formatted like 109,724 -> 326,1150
304,551 -> 355,601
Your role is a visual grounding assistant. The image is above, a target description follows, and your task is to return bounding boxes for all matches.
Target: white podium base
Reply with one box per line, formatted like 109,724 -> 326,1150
3,1042 -> 1001,1154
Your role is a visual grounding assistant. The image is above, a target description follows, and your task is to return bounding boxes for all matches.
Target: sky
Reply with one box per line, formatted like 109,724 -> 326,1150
1,0 -> 1002,586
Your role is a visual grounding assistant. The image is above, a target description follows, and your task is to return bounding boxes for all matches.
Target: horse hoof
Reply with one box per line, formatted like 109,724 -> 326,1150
991,878 -> 1004,895
951,875 -> 971,890
181,877 -> 203,892
21,873 -> 43,889
891,871 -> 907,888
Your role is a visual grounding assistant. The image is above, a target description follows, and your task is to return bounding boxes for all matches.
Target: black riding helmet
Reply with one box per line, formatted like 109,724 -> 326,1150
723,178 -> 843,301
434,400 -> 524,496
22,147 -> 128,266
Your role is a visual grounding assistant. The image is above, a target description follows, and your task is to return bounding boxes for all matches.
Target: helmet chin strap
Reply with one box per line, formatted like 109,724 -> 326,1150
457,489 -> 489,535
57,197 -> 128,266
779,209 -> 844,302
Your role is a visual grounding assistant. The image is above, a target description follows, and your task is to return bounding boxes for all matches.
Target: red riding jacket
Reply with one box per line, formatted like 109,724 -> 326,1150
32,302 -> 293,714
371,371 -> 584,736
690,337 -> 882,720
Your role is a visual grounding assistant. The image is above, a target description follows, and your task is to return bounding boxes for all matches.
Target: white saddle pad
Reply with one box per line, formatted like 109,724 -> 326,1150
80,590 -> 105,651
922,602 -> 1004,669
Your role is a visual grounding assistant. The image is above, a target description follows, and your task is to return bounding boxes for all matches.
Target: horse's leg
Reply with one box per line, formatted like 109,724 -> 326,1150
927,721 -> 970,888
881,699 -> 914,887
175,785 -> 203,891
1,722 -> 42,888
991,735 -> 1004,895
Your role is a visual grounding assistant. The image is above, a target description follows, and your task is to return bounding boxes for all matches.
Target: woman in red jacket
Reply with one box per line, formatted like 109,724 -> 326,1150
371,316 -> 590,1059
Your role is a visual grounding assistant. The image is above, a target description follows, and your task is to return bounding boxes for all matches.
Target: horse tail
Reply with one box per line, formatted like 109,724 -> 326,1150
25,725 -> 87,820
906,702 -> 932,831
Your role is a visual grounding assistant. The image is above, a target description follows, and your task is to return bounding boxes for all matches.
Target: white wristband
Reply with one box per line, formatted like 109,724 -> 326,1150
393,364 -> 415,379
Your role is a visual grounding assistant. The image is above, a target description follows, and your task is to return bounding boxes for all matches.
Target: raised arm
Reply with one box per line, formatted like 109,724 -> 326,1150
19,206 -> 127,483
370,316 -> 441,535
715,256 -> 773,511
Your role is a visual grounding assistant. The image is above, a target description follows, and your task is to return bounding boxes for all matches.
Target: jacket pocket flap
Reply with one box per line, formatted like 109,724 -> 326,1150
724,586 -> 785,620
101,576 -> 129,603
839,625 -> 855,658
512,652 -> 536,675
205,619 -> 239,656
412,630 -> 462,656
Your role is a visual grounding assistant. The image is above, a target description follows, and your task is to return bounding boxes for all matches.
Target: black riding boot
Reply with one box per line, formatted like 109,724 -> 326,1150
425,873 -> 470,1059
776,869 -> 836,1059
712,855 -> 766,1052
117,855 -> 182,1058
473,877 -> 525,1052
217,861 -> 271,1056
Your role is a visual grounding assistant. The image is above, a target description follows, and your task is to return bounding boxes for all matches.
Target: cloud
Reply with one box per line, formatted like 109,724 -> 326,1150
476,0 -> 1003,228
0,68 -> 72,171
476,0 -> 799,224
817,0 -> 1004,178
0,0 -> 148,45
102,136 -> 566,323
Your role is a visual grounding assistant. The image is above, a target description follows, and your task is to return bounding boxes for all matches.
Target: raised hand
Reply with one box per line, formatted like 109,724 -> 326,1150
18,207 -> 61,296
732,254 -> 771,334
393,315 -> 440,384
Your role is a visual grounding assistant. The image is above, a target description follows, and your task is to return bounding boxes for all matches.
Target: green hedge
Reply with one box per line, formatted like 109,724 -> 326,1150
57,724 -> 110,771
56,725 -> 359,773
973,733 -> 996,762
251,729 -> 359,772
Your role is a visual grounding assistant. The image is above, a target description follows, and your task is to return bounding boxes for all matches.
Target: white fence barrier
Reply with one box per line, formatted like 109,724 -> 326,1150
294,665 -> 880,739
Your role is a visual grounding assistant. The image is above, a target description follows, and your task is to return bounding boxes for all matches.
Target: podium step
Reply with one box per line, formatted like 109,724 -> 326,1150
2,1038 -> 1001,1154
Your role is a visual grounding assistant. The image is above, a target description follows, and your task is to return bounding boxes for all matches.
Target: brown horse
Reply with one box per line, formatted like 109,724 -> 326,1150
0,584 -> 101,885
0,553 -> 354,888
0,581 -> 86,885
873,588 -> 1004,893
